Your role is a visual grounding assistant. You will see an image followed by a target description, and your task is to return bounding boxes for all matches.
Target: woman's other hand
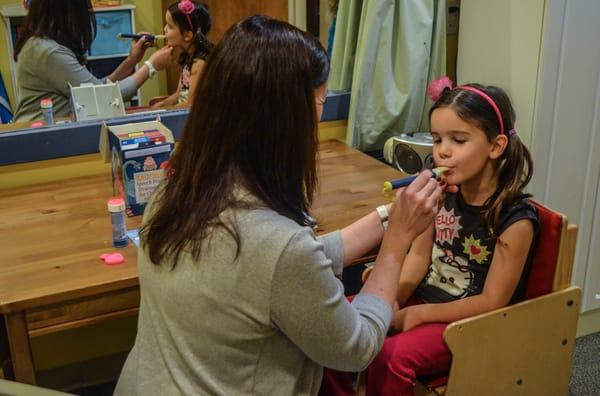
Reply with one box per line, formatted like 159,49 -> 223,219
129,33 -> 153,65
388,171 -> 442,241
148,46 -> 174,71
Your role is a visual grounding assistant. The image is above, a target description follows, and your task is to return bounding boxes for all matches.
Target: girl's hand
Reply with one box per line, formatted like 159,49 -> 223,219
390,305 -> 423,333
148,46 -> 174,71
387,171 -> 442,241
129,33 -> 153,64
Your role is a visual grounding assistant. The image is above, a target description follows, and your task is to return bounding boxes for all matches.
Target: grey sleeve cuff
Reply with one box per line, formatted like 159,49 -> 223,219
118,76 -> 137,101
317,230 -> 345,277
351,292 -> 393,339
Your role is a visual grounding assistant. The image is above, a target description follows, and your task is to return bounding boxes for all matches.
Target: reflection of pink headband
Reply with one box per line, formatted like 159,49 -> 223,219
428,77 -> 512,136
178,0 -> 196,31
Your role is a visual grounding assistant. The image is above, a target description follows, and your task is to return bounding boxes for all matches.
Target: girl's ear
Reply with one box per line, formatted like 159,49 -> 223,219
183,30 -> 194,43
489,134 -> 508,159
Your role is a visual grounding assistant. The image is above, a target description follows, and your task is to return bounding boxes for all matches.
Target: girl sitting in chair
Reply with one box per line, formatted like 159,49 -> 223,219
321,79 -> 540,396
370,80 -> 540,395
151,0 -> 212,108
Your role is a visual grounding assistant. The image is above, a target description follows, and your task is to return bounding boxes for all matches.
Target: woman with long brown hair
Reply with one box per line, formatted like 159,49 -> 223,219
12,0 -> 173,122
115,15 -> 443,395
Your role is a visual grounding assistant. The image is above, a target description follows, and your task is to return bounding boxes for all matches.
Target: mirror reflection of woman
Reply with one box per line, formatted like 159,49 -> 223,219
12,0 -> 173,122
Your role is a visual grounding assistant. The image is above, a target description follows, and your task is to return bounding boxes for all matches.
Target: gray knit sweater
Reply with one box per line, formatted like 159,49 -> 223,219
115,198 -> 392,395
13,37 -> 137,122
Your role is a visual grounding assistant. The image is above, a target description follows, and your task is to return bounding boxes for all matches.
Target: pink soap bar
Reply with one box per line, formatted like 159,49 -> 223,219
100,253 -> 125,266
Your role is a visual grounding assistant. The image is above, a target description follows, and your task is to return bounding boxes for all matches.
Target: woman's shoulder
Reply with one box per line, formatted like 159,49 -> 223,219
20,37 -> 75,59
236,206 -> 320,252
239,206 -> 305,235
26,37 -> 65,51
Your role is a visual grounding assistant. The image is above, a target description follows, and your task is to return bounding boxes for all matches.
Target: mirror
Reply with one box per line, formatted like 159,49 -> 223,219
0,0 -> 292,131
0,0 -> 351,165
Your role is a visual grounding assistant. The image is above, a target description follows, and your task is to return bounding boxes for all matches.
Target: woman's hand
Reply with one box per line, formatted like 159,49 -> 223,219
387,171 -> 442,242
128,33 -> 153,65
148,46 -> 174,71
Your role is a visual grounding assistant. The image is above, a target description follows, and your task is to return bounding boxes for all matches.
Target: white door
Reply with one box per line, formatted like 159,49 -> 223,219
531,0 -> 600,312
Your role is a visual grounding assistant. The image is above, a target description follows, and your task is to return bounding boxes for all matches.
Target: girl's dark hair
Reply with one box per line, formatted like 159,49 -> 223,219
14,0 -> 96,64
430,84 -> 534,237
168,0 -> 213,68
142,15 -> 330,268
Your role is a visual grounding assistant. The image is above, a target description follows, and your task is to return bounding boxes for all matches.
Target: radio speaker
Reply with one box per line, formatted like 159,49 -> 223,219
383,132 -> 434,175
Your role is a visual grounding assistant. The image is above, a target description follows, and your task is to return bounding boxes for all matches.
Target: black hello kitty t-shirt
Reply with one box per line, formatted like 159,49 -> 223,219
415,191 -> 539,304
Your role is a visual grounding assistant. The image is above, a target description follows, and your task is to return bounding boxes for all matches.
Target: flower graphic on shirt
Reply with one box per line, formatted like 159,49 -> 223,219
181,66 -> 191,89
435,207 -> 462,245
462,234 -> 490,264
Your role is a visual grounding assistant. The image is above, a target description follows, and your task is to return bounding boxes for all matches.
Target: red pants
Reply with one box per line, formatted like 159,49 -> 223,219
320,300 -> 451,396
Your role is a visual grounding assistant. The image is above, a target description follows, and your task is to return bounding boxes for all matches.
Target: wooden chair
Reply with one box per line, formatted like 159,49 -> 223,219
361,200 -> 580,396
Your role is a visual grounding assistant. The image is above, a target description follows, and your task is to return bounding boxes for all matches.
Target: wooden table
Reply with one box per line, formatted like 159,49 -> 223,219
0,140 -> 402,385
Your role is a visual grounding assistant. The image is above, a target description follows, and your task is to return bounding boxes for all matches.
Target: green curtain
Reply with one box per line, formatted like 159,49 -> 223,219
330,0 -> 447,151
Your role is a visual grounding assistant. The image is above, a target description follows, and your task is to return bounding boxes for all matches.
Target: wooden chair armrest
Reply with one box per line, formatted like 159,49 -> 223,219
442,286 -> 581,396
148,96 -> 169,106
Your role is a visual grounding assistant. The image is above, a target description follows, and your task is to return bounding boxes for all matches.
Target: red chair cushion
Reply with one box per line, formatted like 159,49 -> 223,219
524,201 -> 563,299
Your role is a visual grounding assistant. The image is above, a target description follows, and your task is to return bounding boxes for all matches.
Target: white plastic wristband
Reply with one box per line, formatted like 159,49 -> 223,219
144,60 -> 157,79
376,205 -> 389,230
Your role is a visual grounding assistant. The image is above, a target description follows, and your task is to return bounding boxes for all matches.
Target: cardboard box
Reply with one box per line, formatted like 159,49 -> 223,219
99,119 -> 174,216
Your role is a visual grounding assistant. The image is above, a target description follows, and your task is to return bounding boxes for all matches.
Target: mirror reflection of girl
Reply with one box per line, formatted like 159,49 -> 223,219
12,0 -> 173,122
151,0 -> 212,108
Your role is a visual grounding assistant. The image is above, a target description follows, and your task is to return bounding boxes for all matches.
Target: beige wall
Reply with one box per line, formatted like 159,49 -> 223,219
288,0 -> 306,31
127,0 -> 169,102
457,0 -> 545,148
0,0 -> 168,112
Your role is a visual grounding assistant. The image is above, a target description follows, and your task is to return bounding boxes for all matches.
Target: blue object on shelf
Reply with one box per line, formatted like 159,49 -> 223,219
90,11 -> 132,57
